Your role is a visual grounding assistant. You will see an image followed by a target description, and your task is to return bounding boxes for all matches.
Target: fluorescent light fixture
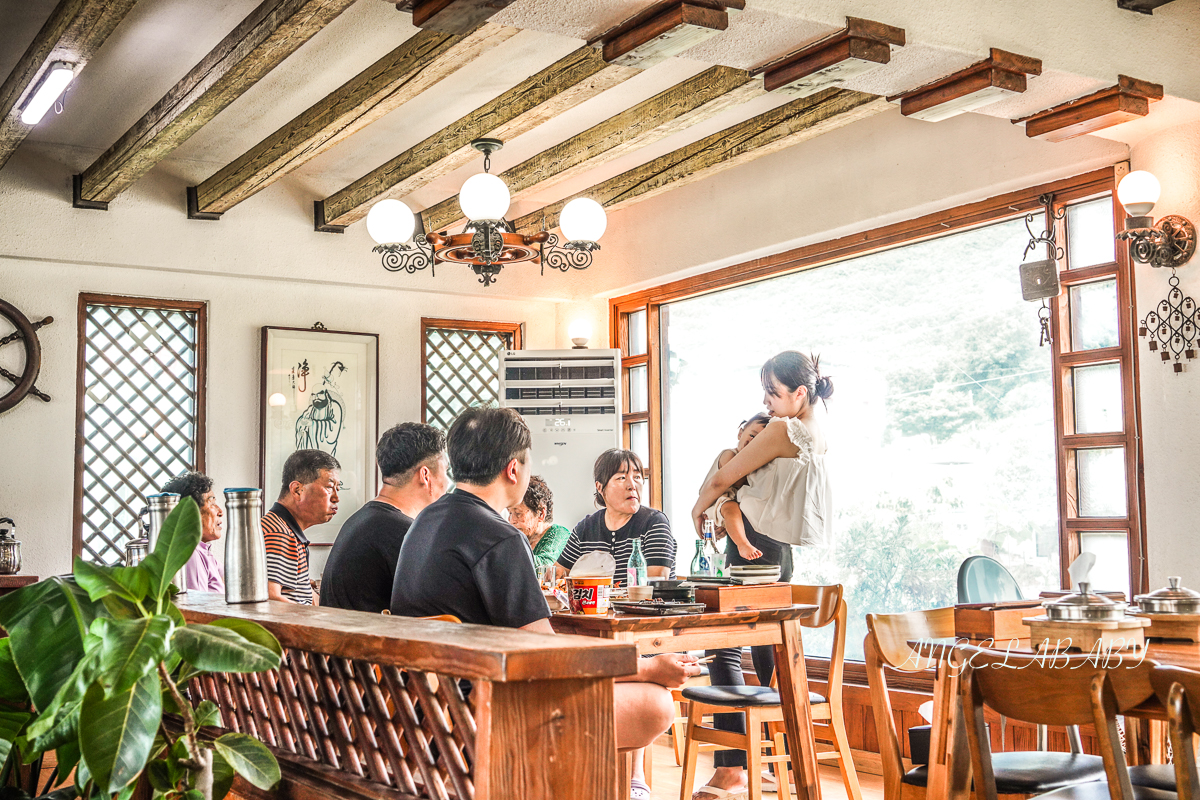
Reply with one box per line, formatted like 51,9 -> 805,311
21,62 -> 75,125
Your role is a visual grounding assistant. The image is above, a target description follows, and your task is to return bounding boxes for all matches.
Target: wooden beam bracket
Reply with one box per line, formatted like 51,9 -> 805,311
1015,75 -> 1163,142
757,16 -> 905,96
314,200 -> 345,234
888,48 -> 1042,122
186,186 -> 222,221
72,174 -> 108,211
598,1 -> 743,69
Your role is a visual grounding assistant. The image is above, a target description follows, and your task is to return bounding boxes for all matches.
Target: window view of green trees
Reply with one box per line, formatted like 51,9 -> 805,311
663,215 -> 1059,659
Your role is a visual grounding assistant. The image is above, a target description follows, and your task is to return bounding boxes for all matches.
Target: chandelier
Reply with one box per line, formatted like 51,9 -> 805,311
366,139 -> 607,287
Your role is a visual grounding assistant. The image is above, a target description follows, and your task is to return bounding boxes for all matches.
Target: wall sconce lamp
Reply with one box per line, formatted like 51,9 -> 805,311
1115,170 -> 1196,269
568,319 -> 592,349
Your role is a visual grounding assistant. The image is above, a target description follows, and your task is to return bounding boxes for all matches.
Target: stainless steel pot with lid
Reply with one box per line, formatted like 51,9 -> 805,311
1135,576 -> 1200,614
1043,582 -> 1128,621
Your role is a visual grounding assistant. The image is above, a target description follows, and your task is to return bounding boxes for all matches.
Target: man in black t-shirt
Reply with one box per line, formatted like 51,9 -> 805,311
321,423 -> 448,612
391,407 -> 700,760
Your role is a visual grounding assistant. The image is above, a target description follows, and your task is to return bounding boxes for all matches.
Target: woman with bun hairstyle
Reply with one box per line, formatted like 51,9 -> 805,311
687,350 -> 834,800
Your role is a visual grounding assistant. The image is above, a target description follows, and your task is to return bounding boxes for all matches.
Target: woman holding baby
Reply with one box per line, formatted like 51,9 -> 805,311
688,350 -> 834,800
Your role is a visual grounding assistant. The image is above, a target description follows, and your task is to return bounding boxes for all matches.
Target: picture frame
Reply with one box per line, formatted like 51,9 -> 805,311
260,325 -> 378,556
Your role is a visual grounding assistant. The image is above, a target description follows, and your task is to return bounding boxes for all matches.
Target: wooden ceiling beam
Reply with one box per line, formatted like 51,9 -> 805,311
188,24 -> 518,220
888,48 -> 1042,122
598,1 -> 744,69
409,0 -> 511,35
74,0 -> 356,210
511,88 -> 888,237
0,0 -> 139,171
421,65 -> 764,233
758,17 -> 905,96
315,46 -> 640,232
1015,75 -> 1163,142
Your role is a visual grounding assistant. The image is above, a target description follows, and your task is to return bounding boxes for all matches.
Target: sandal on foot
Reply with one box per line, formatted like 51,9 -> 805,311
692,786 -> 749,800
630,779 -> 651,800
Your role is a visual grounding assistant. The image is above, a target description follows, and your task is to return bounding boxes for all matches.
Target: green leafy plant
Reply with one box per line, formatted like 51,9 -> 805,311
0,499 -> 282,800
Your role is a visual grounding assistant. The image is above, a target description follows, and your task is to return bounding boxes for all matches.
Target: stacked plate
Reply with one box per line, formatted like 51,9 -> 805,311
730,565 -> 783,585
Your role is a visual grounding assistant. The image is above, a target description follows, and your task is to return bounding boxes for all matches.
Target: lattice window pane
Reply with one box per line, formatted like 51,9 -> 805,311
424,328 -> 512,430
80,304 -> 199,564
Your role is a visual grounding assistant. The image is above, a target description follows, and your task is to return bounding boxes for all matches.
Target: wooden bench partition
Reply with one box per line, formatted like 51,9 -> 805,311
176,593 -> 637,800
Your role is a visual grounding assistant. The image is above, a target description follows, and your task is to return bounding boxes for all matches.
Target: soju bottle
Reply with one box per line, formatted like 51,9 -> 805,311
627,537 -> 647,587
690,539 -> 705,577
697,520 -> 715,576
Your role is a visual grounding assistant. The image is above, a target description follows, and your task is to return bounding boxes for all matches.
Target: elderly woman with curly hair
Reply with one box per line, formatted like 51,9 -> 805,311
506,475 -> 571,569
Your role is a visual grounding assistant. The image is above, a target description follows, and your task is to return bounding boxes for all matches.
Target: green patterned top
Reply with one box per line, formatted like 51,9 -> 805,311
531,523 -> 572,569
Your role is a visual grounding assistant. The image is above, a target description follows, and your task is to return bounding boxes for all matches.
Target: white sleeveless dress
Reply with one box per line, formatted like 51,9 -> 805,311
735,417 -> 831,547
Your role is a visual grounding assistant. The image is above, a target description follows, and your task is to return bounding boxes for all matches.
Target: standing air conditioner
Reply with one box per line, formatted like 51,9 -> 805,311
500,348 -> 622,530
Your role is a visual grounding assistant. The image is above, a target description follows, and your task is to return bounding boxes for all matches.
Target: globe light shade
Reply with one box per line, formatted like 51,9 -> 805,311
366,199 -> 416,245
560,197 -> 607,243
459,172 -> 510,221
1117,170 -> 1161,217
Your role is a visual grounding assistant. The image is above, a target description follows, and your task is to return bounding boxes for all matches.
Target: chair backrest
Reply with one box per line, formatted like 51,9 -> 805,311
791,584 -> 847,705
959,645 -> 1155,800
863,608 -> 956,800
1151,665 -> 1200,800
957,555 -> 1024,604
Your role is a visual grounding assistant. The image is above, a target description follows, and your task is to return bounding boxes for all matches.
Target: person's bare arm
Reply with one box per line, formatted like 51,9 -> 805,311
520,617 -> 555,634
617,653 -> 700,686
647,566 -> 669,579
692,420 -> 799,535
267,582 -> 294,603
554,564 -> 569,580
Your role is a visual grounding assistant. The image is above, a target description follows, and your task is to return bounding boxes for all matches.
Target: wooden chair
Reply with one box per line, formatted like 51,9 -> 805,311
1150,665 -> 1200,797
864,609 -> 1109,800
678,584 -> 860,800
960,643 -> 1173,800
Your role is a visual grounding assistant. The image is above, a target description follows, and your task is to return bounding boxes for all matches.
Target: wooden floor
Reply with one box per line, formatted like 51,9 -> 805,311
646,740 -> 884,800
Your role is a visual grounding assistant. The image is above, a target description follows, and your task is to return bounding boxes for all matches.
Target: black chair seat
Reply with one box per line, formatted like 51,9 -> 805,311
902,753 -> 1107,794
681,685 -> 826,708
1038,778 -> 1176,800
1128,764 -> 1177,792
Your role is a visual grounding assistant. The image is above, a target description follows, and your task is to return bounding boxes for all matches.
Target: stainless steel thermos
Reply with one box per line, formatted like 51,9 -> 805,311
0,518 -> 20,575
223,488 -> 268,603
145,493 -> 185,592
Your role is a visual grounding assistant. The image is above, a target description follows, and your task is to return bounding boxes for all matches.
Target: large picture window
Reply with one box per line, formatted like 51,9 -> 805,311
612,168 -> 1143,661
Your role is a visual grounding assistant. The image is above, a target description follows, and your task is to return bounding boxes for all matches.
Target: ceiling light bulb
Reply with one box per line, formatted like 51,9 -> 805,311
20,62 -> 75,125
560,197 -> 607,243
268,392 -> 287,407
459,172 -> 510,221
366,198 -> 416,245
1117,170 -> 1161,217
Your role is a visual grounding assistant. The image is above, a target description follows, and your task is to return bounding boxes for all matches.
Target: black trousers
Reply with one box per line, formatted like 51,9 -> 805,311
704,514 -> 793,769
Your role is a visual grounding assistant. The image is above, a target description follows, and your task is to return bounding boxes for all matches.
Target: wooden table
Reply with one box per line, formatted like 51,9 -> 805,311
552,604 -> 822,800
911,637 -> 1200,800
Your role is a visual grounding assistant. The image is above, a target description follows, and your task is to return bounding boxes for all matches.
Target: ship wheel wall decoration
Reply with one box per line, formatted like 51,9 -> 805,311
0,298 -> 53,413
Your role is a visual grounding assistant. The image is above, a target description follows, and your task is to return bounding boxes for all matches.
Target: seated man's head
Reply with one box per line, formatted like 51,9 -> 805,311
279,449 -> 341,529
508,475 -> 553,544
447,406 -> 531,506
377,422 -> 449,508
162,471 -> 222,543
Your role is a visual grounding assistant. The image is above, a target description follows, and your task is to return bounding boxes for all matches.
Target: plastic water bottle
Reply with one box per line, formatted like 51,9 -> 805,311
627,537 -> 647,587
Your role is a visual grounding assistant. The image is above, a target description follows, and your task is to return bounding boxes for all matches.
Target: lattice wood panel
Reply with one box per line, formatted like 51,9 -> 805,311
191,649 -> 477,800
424,329 -> 512,430
80,304 -> 198,564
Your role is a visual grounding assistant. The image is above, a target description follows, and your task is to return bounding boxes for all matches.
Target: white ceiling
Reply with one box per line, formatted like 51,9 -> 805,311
1,0 -> 1199,226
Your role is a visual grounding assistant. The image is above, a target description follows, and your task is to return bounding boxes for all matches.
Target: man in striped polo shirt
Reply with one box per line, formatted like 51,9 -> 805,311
262,449 -> 340,605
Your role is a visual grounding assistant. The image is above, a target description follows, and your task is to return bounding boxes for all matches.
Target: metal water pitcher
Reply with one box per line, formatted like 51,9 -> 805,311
0,518 -> 20,575
146,493 -> 186,592
223,489 -> 268,603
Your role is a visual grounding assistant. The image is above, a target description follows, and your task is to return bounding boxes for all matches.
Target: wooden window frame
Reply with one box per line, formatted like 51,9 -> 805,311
419,317 -> 524,424
611,165 -> 1147,605
72,293 -> 208,559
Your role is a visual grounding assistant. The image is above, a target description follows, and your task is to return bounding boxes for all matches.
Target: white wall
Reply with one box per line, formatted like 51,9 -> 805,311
0,144 -> 572,580
1130,121 -> 1200,588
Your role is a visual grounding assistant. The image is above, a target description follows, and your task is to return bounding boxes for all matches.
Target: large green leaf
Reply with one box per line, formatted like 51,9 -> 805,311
73,561 -> 143,605
141,499 -> 201,600
78,672 -> 161,795
206,619 -> 282,659
0,710 -> 30,771
172,626 -> 279,674
24,647 -> 99,743
209,749 -> 235,800
54,740 -> 81,785
0,640 -> 28,705
212,734 -> 278,790
0,578 -> 96,711
92,616 -> 173,695
194,700 -> 221,729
